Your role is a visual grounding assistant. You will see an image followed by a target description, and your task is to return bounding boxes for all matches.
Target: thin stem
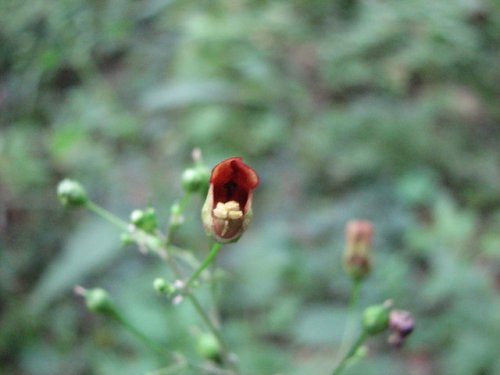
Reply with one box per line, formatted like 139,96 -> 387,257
85,200 -> 129,231
84,195 -> 237,373
166,193 -> 192,245
185,243 -> 222,290
336,279 -> 362,362
111,310 -> 167,356
163,243 -> 235,372
331,330 -> 368,375
187,294 -> 238,374
209,261 -> 221,326
177,192 -> 192,212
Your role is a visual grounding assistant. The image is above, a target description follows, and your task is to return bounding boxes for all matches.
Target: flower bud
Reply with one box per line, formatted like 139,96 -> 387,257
83,287 -> 115,316
362,302 -> 390,336
343,220 -> 374,281
196,333 -> 221,362
201,157 -> 259,243
389,309 -> 415,336
181,165 -> 210,194
130,207 -> 157,233
120,232 -> 135,245
388,309 -> 415,348
153,278 -> 175,294
57,179 -> 88,207
169,203 -> 184,228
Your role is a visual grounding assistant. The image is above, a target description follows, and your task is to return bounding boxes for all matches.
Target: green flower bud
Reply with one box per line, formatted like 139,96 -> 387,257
120,232 -> 135,245
130,207 -> 157,233
84,288 -> 115,316
196,333 -> 221,362
362,302 -> 390,335
181,165 -> 210,194
57,179 -> 88,207
170,203 -> 184,228
153,278 -> 175,294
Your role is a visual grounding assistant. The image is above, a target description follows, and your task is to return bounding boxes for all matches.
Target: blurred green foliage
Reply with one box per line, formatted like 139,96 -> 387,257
1,0 -> 499,374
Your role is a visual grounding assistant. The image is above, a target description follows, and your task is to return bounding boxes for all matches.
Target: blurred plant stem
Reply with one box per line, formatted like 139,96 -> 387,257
163,195 -> 239,374
110,308 -> 169,357
185,242 -> 222,290
166,192 -> 192,245
336,278 -> 362,363
83,197 -> 239,374
331,330 -> 368,375
85,200 -> 129,231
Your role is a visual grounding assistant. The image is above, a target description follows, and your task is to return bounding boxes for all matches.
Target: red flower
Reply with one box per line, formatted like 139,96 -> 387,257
202,157 -> 259,243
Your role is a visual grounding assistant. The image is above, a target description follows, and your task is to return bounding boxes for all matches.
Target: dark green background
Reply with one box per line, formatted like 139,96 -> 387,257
1,0 -> 499,374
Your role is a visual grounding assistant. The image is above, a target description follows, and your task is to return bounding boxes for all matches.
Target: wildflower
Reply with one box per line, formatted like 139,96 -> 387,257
201,157 -> 259,243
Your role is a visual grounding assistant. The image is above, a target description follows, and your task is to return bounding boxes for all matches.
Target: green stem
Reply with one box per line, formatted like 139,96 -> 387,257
209,261 -> 221,326
163,242 -> 235,372
177,193 -> 192,212
85,200 -> 129,231
336,279 -> 362,361
331,330 -> 368,375
166,193 -> 192,245
84,196 -> 236,372
185,243 -> 222,290
187,294 -> 238,374
111,310 -> 167,356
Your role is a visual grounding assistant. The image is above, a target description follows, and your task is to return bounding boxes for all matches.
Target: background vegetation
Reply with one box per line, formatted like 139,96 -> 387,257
1,0 -> 499,374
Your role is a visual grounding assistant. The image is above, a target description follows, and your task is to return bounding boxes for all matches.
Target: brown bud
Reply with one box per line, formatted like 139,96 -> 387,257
344,220 -> 374,280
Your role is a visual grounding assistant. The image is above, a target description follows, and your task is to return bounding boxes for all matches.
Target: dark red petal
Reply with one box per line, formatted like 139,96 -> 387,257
211,157 -> 259,208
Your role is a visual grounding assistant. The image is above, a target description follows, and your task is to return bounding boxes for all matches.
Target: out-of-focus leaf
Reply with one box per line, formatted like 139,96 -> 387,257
293,304 -> 348,346
141,80 -> 240,111
28,218 -> 120,314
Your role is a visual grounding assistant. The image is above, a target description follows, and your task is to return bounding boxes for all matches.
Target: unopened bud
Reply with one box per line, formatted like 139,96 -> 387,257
196,333 -> 221,362
130,207 -> 157,233
82,287 -> 115,316
120,232 -> 135,245
389,310 -> 415,336
181,165 -> 210,194
344,220 -> 374,280
153,278 -> 175,294
57,179 -> 88,207
362,301 -> 390,335
388,309 -> 415,348
169,203 -> 184,228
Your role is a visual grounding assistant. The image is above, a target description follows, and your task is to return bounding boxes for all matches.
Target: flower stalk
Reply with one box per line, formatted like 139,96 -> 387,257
185,242 -> 223,290
332,330 -> 368,375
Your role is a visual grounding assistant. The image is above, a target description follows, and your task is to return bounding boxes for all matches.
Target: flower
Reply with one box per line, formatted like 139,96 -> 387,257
201,157 -> 259,243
